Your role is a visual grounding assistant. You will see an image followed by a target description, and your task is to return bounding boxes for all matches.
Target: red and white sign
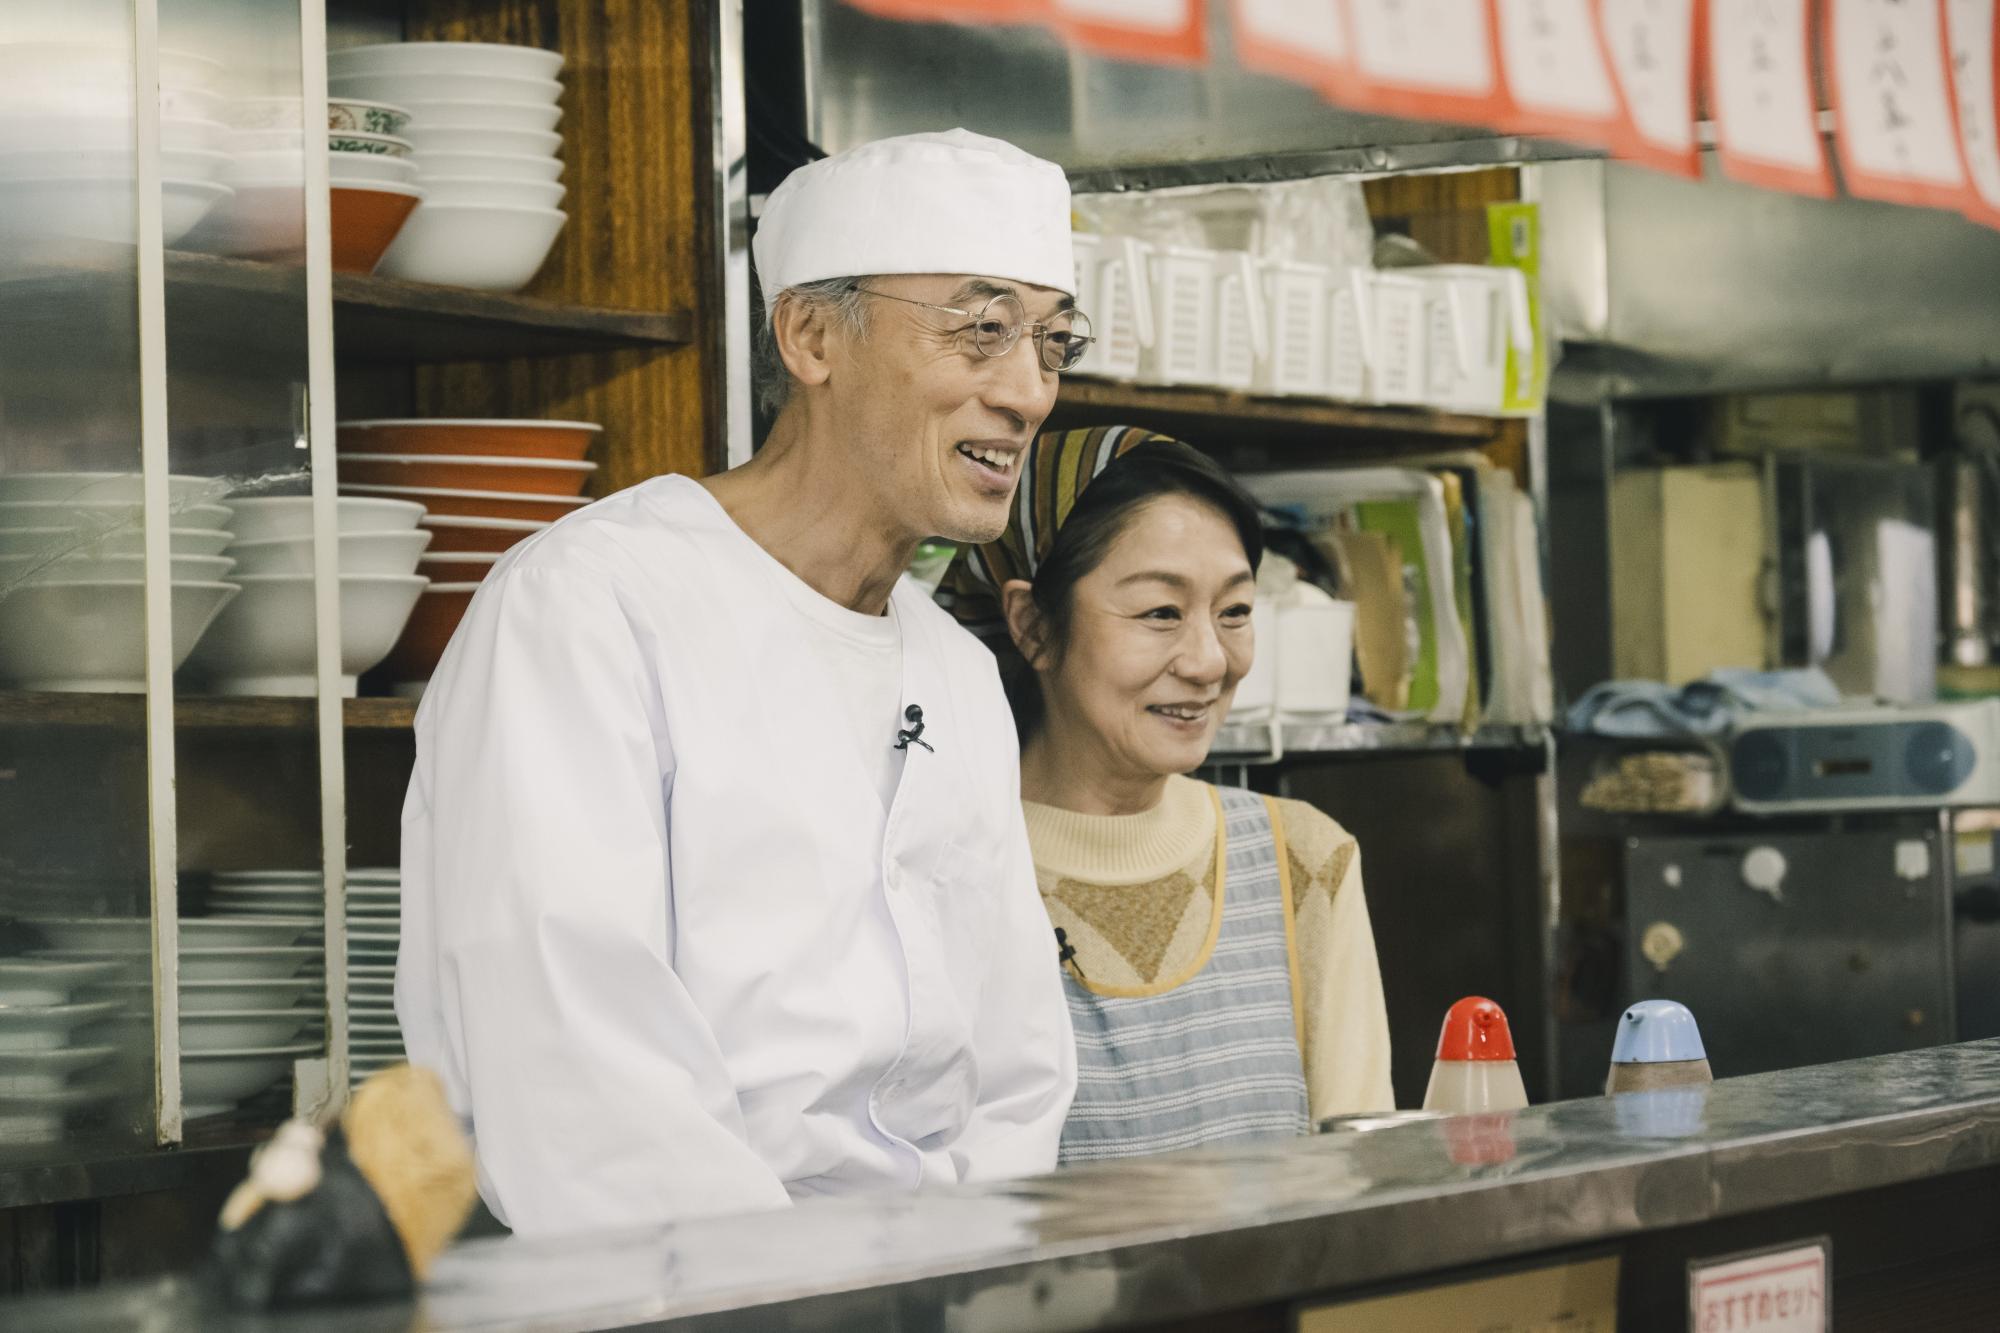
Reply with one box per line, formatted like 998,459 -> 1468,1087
1233,0 -> 1354,91
1493,0 -> 1626,144
1708,0 -> 1835,196
1946,0 -> 2000,225
1826,0 -> 1976,210
1688,1241 -> 1828,1332
842,0 -> 1048,22
1051,0 -> 1207,63
1593,0 -> 1702,176
1343,0 -> 1509,124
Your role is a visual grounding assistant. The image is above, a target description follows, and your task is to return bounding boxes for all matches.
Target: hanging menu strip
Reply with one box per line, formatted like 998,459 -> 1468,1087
1343,0 -> 1507,123
1708,0 -> 1834,196
1494,0 -> 1624,138
1947,0 -> 2000,224
1233,0 -> 1352,89
840,0 -> 1048,21
1051,0 -> 1207,62
1827,0 -> 1975,209
1595,0 -> 1701,176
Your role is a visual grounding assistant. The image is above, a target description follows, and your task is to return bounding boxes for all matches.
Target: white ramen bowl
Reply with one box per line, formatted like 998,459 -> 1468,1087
0,580 -> 238,692
183,572 -> 427,697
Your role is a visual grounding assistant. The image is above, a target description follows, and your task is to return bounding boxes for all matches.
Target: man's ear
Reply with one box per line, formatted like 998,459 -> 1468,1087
1000,580 -> 1050,671
772,291 -> 836,391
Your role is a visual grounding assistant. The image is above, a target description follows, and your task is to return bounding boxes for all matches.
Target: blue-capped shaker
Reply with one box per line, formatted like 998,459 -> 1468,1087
1605,1000 -> 1713,1095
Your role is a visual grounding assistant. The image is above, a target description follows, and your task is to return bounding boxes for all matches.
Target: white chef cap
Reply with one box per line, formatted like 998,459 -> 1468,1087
754,128 -> 1075,314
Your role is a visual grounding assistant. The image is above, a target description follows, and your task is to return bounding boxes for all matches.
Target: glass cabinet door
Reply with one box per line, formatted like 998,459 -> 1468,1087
163,0 -> 345,1140
0,0 -> 343,1167
0,0 -> 166,1161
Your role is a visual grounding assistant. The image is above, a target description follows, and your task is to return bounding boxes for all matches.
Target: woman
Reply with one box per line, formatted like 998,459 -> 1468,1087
939,425 -> 1393,1164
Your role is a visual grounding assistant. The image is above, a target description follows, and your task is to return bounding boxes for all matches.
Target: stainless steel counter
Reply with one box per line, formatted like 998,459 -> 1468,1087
12,1040 -> 2000,1331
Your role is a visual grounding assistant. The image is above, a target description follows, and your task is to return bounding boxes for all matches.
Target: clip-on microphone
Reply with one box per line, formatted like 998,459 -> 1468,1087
894,704 -> 933,753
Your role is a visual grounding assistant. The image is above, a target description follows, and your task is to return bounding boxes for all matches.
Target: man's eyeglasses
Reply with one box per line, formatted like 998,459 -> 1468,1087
850,285 -> 1094,373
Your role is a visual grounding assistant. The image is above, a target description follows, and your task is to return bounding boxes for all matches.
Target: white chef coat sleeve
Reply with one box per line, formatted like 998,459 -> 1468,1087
949,743 -> 1078,1180
401,562 -> 791,1235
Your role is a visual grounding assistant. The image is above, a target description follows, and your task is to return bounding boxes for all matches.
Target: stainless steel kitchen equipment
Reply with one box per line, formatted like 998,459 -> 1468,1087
1534,159 -> 2000,399
1620,823 -> 1954,1079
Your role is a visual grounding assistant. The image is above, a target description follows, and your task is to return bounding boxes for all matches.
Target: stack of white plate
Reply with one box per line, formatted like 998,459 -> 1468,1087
0,956 -> 127,1144
206,867 -> 404,1087
0,41 -> 234,244
180,495 -> 429,697
345,868 -> 406,1084
330,42 -> 569,290
0,472 -> 239,692
19,912 -> 323,1121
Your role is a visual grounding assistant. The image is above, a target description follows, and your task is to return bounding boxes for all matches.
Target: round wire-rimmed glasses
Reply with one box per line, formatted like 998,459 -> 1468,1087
851,285 -> 1095,372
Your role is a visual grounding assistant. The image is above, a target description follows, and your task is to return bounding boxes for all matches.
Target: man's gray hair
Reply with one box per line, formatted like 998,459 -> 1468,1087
752,276 -> 873,416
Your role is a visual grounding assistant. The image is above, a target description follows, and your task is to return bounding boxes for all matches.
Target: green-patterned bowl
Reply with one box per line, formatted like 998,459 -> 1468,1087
328,99 -> 412,137
327,131 -> 413,159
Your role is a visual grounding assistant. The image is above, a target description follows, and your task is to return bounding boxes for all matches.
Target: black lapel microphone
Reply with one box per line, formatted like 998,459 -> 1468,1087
1055,926 -> 1083,978
894,703 -> 933,753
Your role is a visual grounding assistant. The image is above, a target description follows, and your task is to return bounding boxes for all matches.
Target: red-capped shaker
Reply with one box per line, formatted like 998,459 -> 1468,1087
1422,996 -> 1529,1115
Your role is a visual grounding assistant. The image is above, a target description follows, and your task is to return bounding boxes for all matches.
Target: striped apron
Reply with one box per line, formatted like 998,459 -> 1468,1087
1057,785 -> 1310,1164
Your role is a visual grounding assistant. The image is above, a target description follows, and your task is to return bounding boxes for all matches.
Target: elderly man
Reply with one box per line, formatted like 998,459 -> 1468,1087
395,129 -> 1088,1236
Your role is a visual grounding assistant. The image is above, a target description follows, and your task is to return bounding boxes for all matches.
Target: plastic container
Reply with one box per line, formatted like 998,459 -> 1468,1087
1422,996 -> 1529,1114
1275,586 -> 1355,719
1422,265 -> 1533,414
1212,252 -> 1268,392
1143,245 -> 1220,386
1080,237 -> 1151,380
1327,269 -> 1371,400
1259,260 -> 1331,396
1226,598 -> 1279,726
1070,232 -> 1100,337
1365,272 -> 1429,405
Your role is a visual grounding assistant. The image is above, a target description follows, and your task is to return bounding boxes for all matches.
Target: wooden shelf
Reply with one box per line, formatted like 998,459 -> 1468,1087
0,1137 -> 255,1212
1209,721 -> 1548,762
169,252 -> 694,362
0,692 -> 415,732
0,243 -> 692,365
1050,378 -> 1504,453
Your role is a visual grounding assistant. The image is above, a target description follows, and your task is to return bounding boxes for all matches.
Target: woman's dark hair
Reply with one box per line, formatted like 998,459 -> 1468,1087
1005,439 -> 1264,740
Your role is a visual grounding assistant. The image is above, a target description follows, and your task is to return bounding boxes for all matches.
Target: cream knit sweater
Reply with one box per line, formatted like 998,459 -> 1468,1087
1025,774 -> 1395,1121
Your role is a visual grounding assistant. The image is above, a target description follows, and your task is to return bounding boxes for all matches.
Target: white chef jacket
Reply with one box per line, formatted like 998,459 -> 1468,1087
395,475 -> 1076,1236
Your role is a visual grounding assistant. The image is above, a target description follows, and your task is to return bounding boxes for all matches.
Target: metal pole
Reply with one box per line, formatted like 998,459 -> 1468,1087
133,0 -> 184,1146
713,0 -> 752,468
300,0 -> 350,1117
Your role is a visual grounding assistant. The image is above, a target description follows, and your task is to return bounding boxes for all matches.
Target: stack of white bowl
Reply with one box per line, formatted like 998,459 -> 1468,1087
0,41 -> 233,245
330,41 -> 568,291
0,953 -> 128,1145
16,911 -> 323,1122
181,495 -> 430,697
0,472 -> 239,692
207,866 -> 405,1088
194,94 -> 424,266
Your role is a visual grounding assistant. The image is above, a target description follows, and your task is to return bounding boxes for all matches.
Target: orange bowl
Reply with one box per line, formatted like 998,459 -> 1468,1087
337,418 -> 601,461
339,453 -> 596,497
380,582 -> 477,684
330,184 -> 422,274
339,483 -> 589,522
417,551 -> 499,582
420,515 -> 549,553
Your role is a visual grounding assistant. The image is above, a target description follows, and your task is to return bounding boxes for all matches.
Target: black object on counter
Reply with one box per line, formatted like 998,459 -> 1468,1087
207,1127 -> 413,1311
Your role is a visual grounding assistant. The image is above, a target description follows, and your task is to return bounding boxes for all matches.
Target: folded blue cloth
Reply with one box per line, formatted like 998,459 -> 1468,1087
1565,669 -> 1841,738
